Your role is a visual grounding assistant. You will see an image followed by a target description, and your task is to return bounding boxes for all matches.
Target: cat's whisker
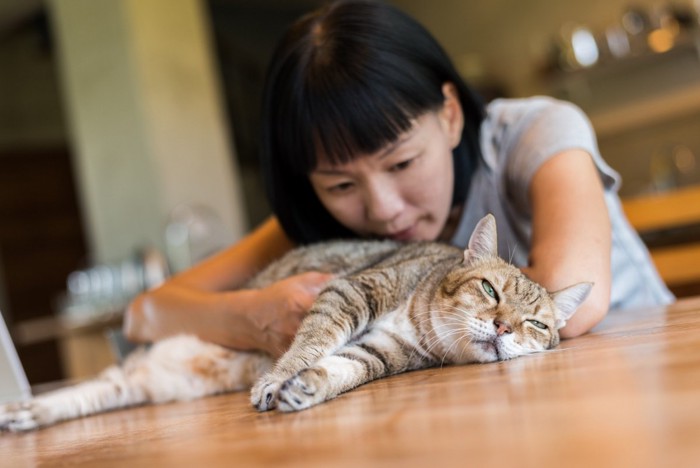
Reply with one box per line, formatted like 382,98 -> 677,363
406,313 -> 444,363
417,327 -> 454,359
412,330 -> 440,352
407,323 -> 451,364
441,304 -> 474,316
437,307 -> 474,322
505,241 -> 519,266
425,327 -> 471,362
438,329 -> 472,367
415,313 -> 466,329
411,308 -> 475,362
415,305 -> 471,318
437,336 -> 460,367
454,334 -> 473,364
420,308 -> 471,330
410,310 -> 468,339
457,337 -> 468,363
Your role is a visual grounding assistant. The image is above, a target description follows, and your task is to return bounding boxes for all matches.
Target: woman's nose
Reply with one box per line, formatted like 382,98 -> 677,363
365,182 -> 404,223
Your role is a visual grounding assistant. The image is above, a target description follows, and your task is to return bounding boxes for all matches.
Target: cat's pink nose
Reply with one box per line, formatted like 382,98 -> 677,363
494,320 -> 512,335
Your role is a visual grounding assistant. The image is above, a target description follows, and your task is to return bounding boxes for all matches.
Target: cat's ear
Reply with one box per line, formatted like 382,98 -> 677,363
550,282 -> 594,329
464,214 -> 498,264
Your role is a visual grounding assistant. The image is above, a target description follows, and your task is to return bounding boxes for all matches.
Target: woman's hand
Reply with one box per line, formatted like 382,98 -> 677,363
124,217 -> 328,353
124,271 -> 334,357
245,272 -> 335,357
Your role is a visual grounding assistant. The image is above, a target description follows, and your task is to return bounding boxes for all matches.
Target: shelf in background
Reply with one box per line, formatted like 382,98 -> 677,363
622,185 -> 700,292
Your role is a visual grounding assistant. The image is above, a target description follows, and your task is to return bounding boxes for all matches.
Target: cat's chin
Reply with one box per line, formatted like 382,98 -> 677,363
475,341 -> 501,363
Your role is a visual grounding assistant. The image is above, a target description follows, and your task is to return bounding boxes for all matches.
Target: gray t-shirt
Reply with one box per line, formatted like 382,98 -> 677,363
450,96 -> 674,311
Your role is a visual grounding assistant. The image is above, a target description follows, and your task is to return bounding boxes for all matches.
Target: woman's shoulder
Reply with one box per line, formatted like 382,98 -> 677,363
480,96 -> 594,172
481,96 -> 596,161
484,96 -> 587,130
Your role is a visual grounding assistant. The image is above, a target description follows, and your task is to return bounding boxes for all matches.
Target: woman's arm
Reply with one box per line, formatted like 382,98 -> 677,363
526,149 -> 612,338
123,217 -> 333,356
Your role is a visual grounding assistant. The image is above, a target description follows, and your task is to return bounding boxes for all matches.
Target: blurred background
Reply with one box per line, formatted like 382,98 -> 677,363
2,0 -> 700,384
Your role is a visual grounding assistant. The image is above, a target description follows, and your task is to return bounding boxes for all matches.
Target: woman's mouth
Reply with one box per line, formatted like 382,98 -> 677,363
387,225 -> 415,241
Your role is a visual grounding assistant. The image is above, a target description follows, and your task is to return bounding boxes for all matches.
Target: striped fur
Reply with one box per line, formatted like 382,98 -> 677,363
0,215 -> 591,430
251,215 -> 592,411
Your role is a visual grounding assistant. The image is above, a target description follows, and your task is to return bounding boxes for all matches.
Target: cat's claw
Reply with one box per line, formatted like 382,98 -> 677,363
0,401 -> 48,432
277,368 -> 327,412
250,376 -> 284,412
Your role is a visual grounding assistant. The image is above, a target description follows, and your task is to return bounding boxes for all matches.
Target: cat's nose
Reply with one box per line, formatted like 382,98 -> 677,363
494,319 -> 512,335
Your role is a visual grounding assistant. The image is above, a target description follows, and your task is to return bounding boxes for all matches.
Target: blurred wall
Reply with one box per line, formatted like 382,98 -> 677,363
0,14 -> 65,149
393,0 -> 700,198
392,0 -> 696,97
49,0 -> 248,264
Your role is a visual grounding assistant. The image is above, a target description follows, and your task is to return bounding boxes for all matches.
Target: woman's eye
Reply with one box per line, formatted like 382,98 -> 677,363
328,182 -> 354,193
481,279 -> 497,299
527,319 -> 549,330
389,159 -> 413,172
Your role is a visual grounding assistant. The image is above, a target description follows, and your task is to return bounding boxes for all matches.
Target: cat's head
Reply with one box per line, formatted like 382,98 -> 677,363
432,214 -> 592,364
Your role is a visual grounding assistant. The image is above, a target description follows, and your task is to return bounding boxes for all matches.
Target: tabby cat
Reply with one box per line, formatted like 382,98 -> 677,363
0,215 -> 590,431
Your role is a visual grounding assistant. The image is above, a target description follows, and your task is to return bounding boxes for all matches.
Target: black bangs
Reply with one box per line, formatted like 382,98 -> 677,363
260,0 -> 486,244
299,60 -> 443,171
269,2 -> 447,175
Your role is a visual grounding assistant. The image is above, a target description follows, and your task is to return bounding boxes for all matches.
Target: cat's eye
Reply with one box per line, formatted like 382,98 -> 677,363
528,319 -> 548,330
481,280 -> 497,299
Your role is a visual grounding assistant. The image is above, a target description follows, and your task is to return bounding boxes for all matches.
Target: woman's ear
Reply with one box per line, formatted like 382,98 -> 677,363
440,82 -> 465,150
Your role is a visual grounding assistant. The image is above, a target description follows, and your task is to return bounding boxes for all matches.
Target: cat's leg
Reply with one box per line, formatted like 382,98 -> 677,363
276,330 -> 421,412
275,353 -> 372,412
1,335 -> 273,432
0,359 -> 152,432
251,280 -> 373,411
139,335 -> 273,404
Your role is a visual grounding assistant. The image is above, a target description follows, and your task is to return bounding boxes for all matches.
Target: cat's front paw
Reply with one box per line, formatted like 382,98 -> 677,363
250,374 -> 285,412
277,368 -> 329,412
0,401 -> 51,432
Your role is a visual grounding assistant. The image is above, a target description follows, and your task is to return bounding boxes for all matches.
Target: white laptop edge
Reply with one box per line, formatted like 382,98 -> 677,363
0,310 -> 32,403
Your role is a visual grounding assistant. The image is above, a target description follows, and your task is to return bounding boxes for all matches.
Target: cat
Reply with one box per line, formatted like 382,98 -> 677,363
0,214 -> 591,431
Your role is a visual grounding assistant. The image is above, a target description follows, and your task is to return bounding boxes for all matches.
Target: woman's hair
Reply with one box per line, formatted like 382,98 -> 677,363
260,0 -> 485,244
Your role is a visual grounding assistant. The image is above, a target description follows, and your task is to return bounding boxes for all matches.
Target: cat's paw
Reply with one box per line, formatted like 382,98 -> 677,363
277,368 -> 329,412
0,401 -> 51,432
250,374 -> 286,412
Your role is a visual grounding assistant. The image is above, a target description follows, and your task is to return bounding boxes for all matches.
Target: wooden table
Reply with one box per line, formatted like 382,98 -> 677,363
3,298 -> 700,467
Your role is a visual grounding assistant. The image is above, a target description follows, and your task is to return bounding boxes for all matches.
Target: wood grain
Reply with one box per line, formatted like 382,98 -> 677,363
3,298 -> 700,467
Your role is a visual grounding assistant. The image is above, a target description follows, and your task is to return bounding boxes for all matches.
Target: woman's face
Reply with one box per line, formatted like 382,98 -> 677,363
309,85 -> 464,241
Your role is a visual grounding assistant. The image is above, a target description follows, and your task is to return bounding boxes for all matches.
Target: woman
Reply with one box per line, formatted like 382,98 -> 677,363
124,0 -> 673,357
